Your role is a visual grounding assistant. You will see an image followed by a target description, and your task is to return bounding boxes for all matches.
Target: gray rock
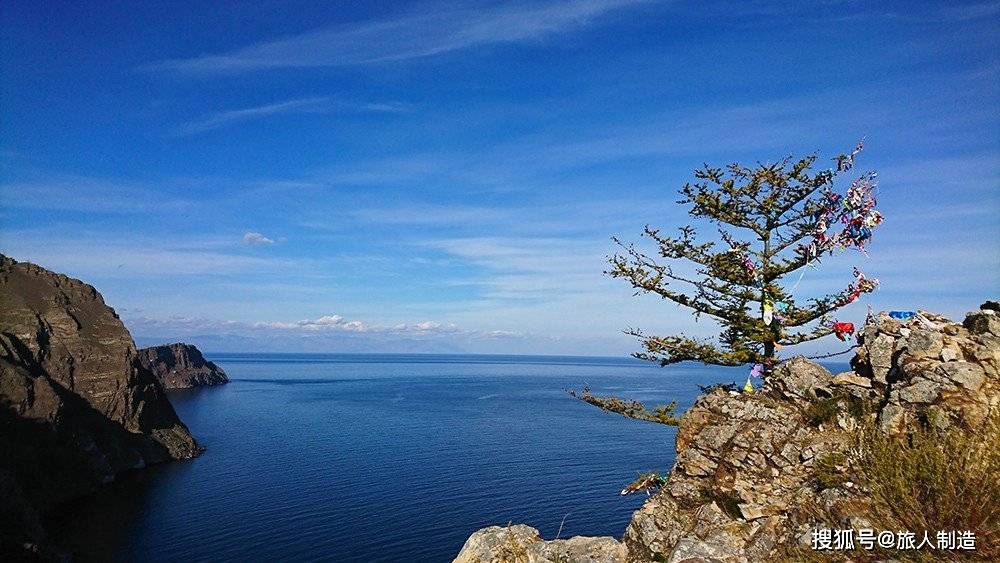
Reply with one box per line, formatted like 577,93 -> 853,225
453,524 -> 539,563
530,536 -> 628,563
667,537 -> 747,562
895,379 -> 941,404
766,357 -> 832,401
878,403 -> 906,434
831,371 -> 872,388
904,330 -> 944,358
857,332 -> 896,384
938,362 -> 986,390
453,525 -> 627,563
964,310 -> 1000,336
737,503 -> 767,521
940,346 -> 960,362
623,494 -> 692,562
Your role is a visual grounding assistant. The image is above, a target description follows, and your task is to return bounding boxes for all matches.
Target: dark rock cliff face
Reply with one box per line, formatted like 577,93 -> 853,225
0,255 -> 200,557
455,304 -> 1000,562
138,343 -> 229,389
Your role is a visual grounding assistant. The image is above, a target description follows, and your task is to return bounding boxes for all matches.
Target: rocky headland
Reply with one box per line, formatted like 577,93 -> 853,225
454,303 -> 1000,562
138,342 -> 229,389
0,255 -> 201,558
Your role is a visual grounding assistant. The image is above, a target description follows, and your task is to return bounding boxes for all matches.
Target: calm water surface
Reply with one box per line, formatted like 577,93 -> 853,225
50,354 -> 766,562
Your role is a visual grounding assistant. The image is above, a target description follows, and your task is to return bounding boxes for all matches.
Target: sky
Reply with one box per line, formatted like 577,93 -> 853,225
1,0 -> 998,355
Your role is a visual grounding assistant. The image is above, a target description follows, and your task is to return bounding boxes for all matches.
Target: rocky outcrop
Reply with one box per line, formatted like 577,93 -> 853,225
853,308 -> 1000,434
0,255 -> 200,557
455,304 -> 1000,562
138,343 -> 229,389
454,524 -> 627,563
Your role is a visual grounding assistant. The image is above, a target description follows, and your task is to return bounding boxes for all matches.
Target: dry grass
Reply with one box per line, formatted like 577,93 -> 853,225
499,523 -> 530,563
851,411 -> 1000,560
787,412 -> 1000,561
813,452 -> 849,490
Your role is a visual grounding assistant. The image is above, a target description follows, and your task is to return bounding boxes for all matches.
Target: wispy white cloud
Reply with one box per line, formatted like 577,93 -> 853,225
0,231 -> 317,278
256,315 -> 359,331
127,312 -> 538,353
425,236 -> 609,300
243,231 -> 276,246
701,0 -> 1000,24
393,320 -> 461,333
151,0 -> 650,73
172,97 -> 413,136
935,1 -> 1000,22
173,97 -> 329,136
0,175 -> 195,214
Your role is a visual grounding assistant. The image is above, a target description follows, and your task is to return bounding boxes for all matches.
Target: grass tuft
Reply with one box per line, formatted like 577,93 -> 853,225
814,452 -> 849,490
804,397 -> 839,427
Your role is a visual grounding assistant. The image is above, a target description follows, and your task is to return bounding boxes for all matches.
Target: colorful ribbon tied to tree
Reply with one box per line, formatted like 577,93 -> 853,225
841,267 -> 880,305
606,141 -> 884,379
832,322 -> 855,341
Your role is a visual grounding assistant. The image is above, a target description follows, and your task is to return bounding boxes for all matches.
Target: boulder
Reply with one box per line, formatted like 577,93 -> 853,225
872,309 -> 1000,432
830,371 -> 871,388
666,537 -> 746,563
964,309 -> 1000,337
453,525 -> 626,563
766,357 -> 833,401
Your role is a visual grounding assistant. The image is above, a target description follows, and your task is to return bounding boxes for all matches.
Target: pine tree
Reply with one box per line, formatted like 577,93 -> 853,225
607,142 -> 882,373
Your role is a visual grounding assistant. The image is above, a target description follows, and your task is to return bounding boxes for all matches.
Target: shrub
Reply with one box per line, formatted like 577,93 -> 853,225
814,452 -> 849,490
804,397 -> 839,427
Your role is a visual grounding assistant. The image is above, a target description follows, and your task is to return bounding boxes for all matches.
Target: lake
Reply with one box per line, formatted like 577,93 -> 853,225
49,354 -> 769,562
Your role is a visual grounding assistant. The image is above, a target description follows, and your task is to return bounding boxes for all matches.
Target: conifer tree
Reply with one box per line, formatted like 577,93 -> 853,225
607,143 -> 882,373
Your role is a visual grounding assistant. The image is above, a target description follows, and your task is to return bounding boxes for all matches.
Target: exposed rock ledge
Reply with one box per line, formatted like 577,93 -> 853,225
0,255 -> 200,558
454,303 -> 999,562
138,342 -> 229,389
454,525 -> 626,563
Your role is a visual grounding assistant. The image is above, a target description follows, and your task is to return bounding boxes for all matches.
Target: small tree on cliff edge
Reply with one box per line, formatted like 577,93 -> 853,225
607,142 -> 883,372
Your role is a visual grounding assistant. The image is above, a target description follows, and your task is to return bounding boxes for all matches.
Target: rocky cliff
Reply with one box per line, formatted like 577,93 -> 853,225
454,304 -> 1000,562
0,255 -> 200,557
138,343 -> 229,389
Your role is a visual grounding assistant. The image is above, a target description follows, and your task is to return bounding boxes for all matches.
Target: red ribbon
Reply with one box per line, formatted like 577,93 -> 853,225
832,322 -> 855,341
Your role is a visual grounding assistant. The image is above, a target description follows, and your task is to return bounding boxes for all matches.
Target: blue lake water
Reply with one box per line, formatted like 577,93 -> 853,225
49,354 -> 838,562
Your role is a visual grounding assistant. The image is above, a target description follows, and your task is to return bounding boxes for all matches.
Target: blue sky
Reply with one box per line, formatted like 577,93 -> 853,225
1,0 -> 998,355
